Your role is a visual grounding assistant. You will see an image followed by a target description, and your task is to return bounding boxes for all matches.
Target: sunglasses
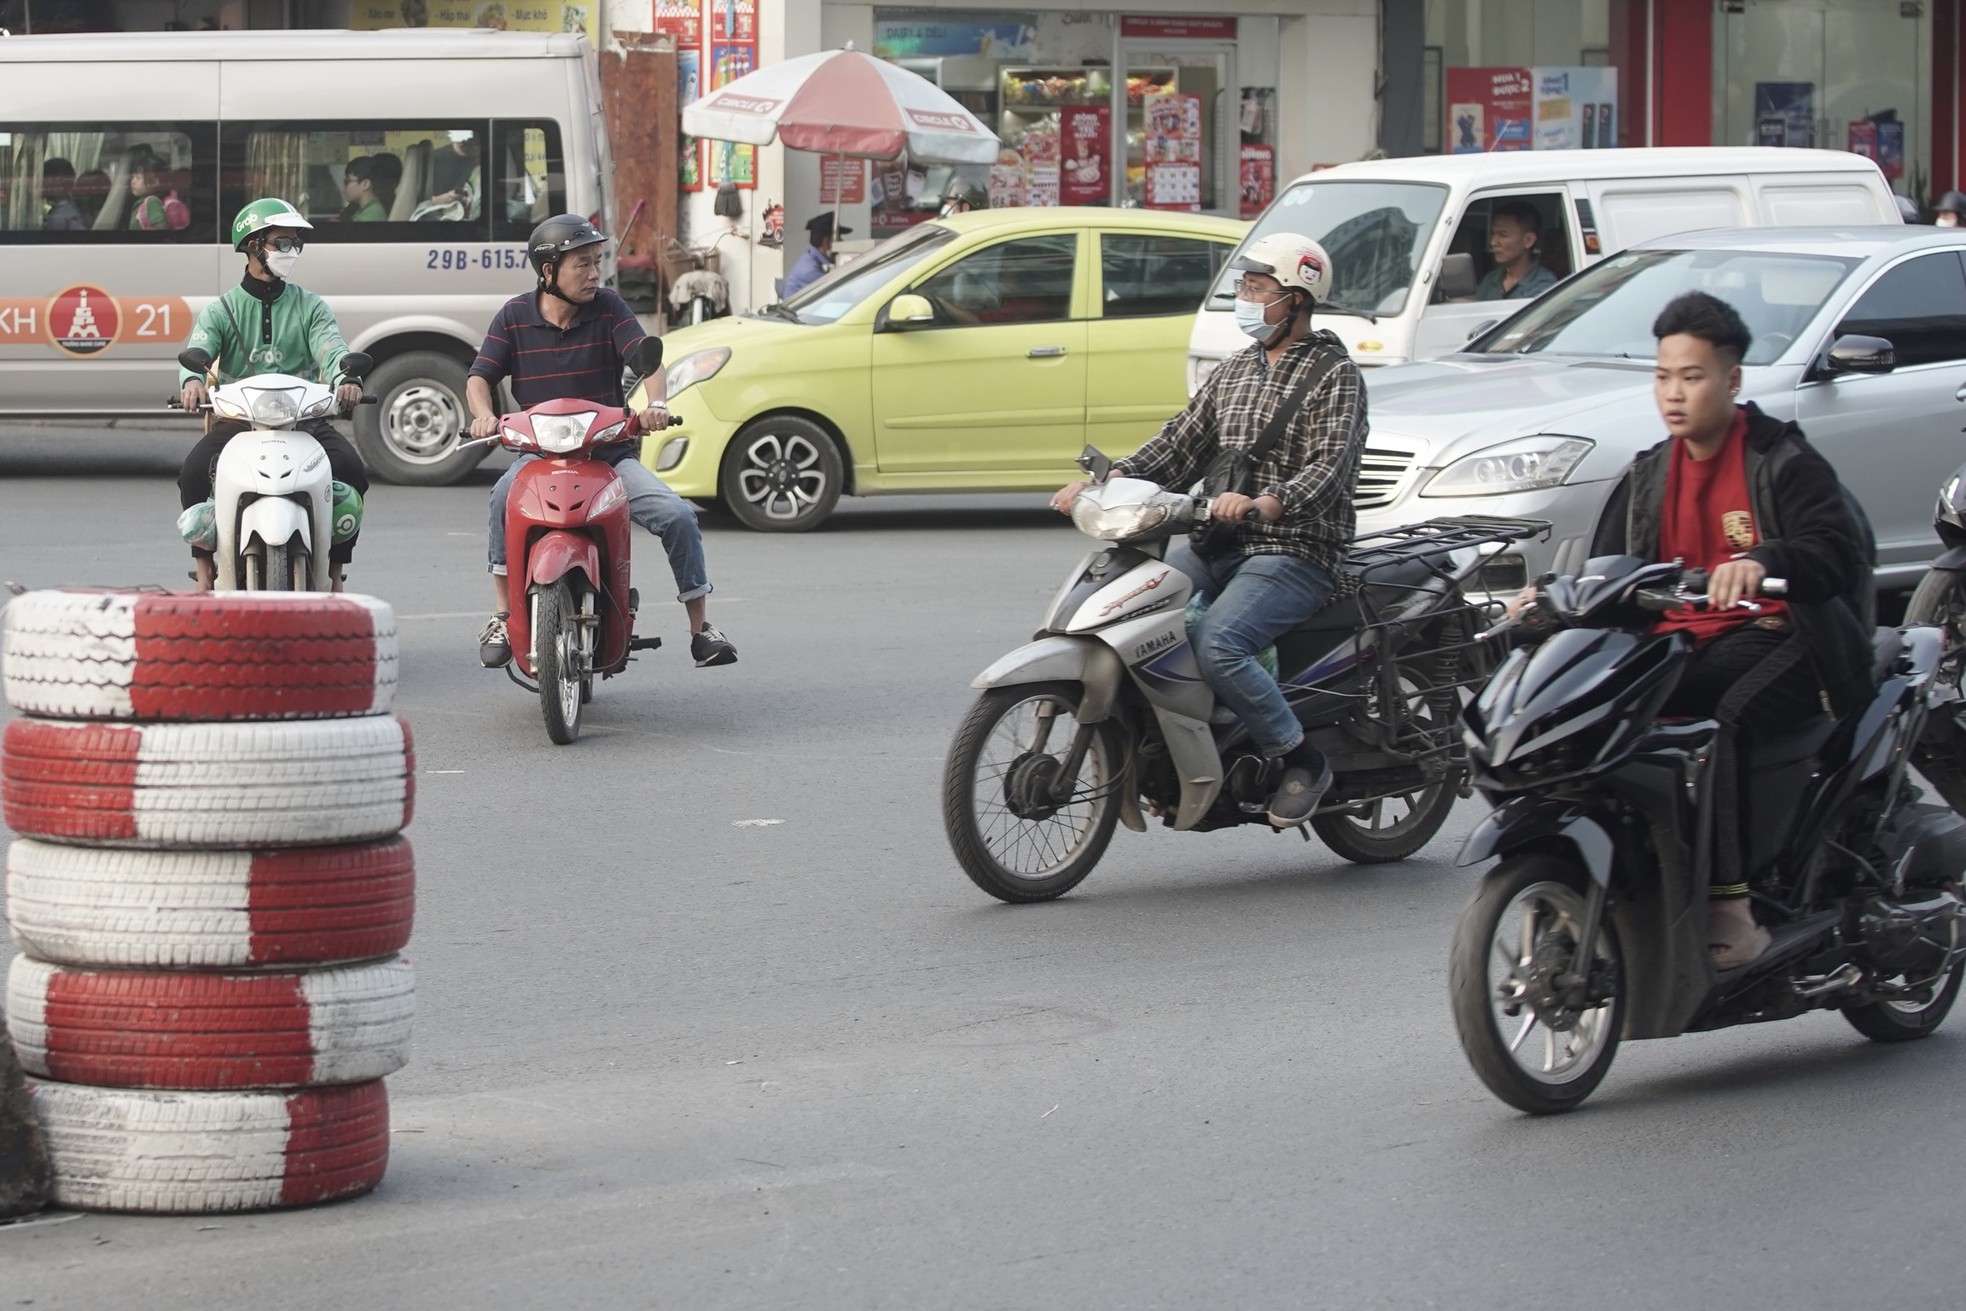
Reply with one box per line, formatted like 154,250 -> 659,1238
262,235 -> 306,254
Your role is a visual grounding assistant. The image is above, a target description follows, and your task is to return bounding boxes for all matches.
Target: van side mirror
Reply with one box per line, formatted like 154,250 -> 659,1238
628,338 -> 664,379
1823,334 -> 1896,375
1438,252 -> 1478,301
178,347 -> 214,374
338,351 -> 374,380
886,293 -> 935,328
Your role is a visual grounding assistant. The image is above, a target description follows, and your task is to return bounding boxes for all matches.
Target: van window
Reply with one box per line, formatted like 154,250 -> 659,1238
1099,233 -> 1229,318
1594,186 -> 1747,250
1760,183 -> 1883,227
0,123 -> 218,243
1835,252 -> 1966,368
1439,192 -> 1571,303
1205,180 -> 1448,318
491,122 -> 566,240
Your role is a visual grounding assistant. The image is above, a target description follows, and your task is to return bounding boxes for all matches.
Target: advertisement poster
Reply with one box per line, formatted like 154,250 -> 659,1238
653,0 -> 700,45
351,0 -> 595,45
1532,67 -> 1618,151
705,37 -> 757,189
1144,93 -> 1203,163
678,49 -> 700,105
1022,122 -> 1061,208
709,0 -> 754,41
1754,82 -> 1816,148
1059,105 -> 1111,206
819,156 -> 866,206
679,132 -> 701,191
871,18 -> 1036,60
1848,114 -> 1905,181
1145,162 -> 1201,210
987,159 -> 1026,208
1445,67 -> 1532,153
1238,144 -> 1274,219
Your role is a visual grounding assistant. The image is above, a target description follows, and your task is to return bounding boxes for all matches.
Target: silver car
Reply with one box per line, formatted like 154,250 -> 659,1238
1356,226 -> 1966,593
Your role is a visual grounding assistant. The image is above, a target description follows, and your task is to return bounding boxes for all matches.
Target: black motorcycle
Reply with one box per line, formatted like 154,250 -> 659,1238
1449,558 -> 1966,1113
1904,463 -> 1966,813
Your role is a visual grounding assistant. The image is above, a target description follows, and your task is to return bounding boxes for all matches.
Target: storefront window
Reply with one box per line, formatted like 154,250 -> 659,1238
1713,0 -> 1930,200
1424,0 -> 1615,154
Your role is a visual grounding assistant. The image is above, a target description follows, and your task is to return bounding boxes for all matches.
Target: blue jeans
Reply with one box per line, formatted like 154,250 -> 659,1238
1165,544 -> 1335,758
487,447 -> 711,602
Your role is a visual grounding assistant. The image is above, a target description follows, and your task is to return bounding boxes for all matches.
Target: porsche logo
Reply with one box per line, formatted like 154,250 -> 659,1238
1722,509 -> 1758,551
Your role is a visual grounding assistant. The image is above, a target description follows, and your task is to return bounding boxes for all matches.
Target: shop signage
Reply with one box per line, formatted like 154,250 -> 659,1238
1059,105 -> 1111,206
872,17 -> 1037,60
652,0 -> 700,44
1120,16 -> 1236,40
819,156 -> 866,205
350,0 -> 596,47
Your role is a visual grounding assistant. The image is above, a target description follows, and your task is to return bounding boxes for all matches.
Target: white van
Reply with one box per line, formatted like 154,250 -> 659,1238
1187,147 -> 1899,387
0,29 -> 612,484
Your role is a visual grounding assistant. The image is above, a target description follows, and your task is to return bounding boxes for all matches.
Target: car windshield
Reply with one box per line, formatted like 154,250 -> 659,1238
1206,180 -> 1448,318
778,223 -> 958,325
1471,247 -> 1858,366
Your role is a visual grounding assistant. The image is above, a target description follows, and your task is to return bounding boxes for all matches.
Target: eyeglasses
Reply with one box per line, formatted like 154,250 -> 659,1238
1232,278 -> 1287,302
263,236 -> 306,254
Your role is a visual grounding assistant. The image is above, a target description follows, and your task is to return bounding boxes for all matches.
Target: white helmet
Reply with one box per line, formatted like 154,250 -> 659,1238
1230,232 -> 1333,303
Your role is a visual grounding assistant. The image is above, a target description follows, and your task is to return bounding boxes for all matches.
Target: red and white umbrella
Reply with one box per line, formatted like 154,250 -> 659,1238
683,46 -> 1000,165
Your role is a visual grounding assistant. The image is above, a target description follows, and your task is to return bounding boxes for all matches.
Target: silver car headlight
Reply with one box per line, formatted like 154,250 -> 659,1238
1071,495 -> 1174,542
1421,436 -> 1593,498
532,412 -> 597,454
664,347 -> 730,399
247,388 -> 301,427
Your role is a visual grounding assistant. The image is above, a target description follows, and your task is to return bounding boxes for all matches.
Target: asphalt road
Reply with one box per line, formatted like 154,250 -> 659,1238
1,429 -> 1961,1310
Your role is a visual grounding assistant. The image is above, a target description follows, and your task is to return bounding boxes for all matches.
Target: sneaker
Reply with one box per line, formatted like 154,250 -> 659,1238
1267,761 -> 1333,829
478,611 -> 511,668
690,622 -> 738,667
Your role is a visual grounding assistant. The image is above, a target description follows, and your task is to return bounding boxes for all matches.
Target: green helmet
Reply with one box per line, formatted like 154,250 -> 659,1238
232,197 -> 312,252
331,481 -> 364,546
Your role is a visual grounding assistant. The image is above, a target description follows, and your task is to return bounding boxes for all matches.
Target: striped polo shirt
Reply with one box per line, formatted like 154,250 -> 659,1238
469,288 -> 647,412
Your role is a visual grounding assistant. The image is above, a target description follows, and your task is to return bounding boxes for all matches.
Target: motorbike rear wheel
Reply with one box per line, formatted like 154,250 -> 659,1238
1842,960 -> 1964,1041
1450,854 -> 1624,1114
534,580 -> 584,745
1906,568 -> 1966,813
943,682 -> 1121,903
1312,673 -> 1462,864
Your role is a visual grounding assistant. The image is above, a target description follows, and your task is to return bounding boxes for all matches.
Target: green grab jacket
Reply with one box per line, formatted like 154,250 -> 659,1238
178,281 -> 351,387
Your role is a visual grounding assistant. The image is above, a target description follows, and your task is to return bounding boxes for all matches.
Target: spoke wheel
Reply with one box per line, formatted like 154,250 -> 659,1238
1450,854 -> 1623,1114
1907,569 -> 1966,813
1312,672 -> 1461,863
534,580 -> 584,745
720,416 -> 843,533
942,682 -> 1121,903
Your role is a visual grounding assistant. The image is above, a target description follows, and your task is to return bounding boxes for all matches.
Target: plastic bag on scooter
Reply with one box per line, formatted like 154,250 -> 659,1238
331,482 -> 364,546
177,500 -> 217,551
1185,596 -> 1280,681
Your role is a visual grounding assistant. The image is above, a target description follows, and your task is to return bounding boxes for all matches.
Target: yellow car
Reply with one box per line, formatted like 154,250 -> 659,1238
645,208 -> 1249,531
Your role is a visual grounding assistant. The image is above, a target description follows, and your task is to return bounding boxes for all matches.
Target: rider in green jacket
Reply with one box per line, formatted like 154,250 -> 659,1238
176,198 -> 370,591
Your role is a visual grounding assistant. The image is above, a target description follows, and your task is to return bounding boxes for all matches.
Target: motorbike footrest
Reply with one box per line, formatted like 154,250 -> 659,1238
629,636 -> 663,652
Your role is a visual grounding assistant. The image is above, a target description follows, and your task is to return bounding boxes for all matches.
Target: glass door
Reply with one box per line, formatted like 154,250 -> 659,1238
1113,44 -> 1235,214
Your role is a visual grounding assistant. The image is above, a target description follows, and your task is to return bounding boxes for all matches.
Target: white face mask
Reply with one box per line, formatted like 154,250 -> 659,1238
264,249 -> 300,280
1235,296 -> 1281,342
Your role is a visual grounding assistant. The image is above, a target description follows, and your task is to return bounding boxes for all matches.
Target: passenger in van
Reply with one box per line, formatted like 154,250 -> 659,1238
427,130 -> 480,210
337,156 -> 390,222
72,169 -> 111,227
127,148 -> 190,231
176,199 -> 370,593
40,158 -> 88,231
1474,201 -> 1557,301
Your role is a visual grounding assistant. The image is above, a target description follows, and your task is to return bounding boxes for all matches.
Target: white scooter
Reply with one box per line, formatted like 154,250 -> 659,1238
173,347 -> 373,592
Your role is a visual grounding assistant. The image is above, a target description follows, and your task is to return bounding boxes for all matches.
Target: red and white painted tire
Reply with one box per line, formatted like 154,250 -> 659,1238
2,717 -> 415,847
5,837 -> 415,969
27,1079 -> 389,1213
7,955 -> 414,1090
2,589 -> 396,722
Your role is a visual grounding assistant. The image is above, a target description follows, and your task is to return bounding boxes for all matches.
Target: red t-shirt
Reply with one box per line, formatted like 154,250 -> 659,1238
1654,408 -> 1787,644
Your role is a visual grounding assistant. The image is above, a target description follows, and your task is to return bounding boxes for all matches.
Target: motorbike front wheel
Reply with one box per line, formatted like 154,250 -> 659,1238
942,682 -> 1122,903
534,580 -> 584,745
1449,854 -> 1624,1114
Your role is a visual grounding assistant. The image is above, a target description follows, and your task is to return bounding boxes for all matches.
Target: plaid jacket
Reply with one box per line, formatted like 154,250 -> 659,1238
1116,329 -> 1367,579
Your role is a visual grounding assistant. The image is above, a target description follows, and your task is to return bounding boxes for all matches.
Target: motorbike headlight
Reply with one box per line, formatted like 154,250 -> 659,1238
247,388 -> 301,428
532,412 -> 597,454
1421,437 -> 1592,498
1071,495 -> 1173,542
663,347 -> 729,399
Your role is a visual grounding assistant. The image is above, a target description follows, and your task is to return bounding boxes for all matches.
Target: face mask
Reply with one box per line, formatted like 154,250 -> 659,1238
1235,297 -> 1280,342
264,249 -> 300,281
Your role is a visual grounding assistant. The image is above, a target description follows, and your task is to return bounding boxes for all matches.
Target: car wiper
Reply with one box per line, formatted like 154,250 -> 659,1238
764,303 -> 802,323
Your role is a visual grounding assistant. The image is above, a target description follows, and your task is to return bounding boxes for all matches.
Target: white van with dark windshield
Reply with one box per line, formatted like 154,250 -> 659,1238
1187,147 -> 1900,388
0,29 -> 612,484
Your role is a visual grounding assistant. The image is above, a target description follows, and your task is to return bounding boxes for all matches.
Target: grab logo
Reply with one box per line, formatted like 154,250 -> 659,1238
48,285 -> 118,357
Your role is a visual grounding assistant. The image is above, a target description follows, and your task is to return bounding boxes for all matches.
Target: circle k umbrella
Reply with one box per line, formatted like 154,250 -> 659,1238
682,46 -> 1001,165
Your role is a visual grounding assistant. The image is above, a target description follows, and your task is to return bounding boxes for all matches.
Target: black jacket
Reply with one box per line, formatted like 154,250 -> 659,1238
1591,404 -> 1877,716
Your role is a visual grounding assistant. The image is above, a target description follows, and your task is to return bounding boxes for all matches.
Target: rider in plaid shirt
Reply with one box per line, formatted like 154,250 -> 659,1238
1053,233 -> 1367,828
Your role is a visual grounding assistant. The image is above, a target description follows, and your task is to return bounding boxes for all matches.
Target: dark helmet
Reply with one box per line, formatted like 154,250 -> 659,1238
527,214 -> 607,278
1937,191 -> 1966,217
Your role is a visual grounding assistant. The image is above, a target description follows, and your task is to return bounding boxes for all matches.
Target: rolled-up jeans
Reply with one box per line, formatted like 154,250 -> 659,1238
487,445 -> 711,602
1165,543 -> 1336,759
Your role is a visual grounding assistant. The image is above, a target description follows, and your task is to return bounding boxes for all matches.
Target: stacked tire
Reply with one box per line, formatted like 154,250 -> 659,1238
0,590 -> 414,1214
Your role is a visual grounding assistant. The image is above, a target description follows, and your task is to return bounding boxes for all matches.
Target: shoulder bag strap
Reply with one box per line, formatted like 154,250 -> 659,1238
1246,347 -> 1344,469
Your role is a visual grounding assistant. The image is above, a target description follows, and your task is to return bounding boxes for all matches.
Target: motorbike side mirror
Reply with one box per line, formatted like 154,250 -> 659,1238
1822,334 -> 1896,376
628,338 -> 664,380
885,293 -> 936,329
178,347 -> 214,374
1437,252 -> 1478,301
338,351 -> 374,380
1077,445 -> 1115,482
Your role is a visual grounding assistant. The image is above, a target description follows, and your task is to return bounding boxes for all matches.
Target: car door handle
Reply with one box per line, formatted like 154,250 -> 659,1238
1955,385 -> 1966,402
1028,346 -> 1067,358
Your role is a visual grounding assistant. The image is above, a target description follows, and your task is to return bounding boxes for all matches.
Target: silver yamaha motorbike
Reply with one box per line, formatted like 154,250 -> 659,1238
941,447 -> 1549,902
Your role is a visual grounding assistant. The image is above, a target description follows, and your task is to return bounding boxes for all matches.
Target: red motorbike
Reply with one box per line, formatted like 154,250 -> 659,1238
471,341 -> 676,744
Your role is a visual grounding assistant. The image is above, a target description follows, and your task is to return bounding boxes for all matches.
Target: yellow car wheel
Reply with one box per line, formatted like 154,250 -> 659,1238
718,416 -> 844,533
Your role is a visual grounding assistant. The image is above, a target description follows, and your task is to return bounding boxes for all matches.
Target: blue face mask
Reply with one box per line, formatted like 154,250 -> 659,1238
1235,297 -> 1280,342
